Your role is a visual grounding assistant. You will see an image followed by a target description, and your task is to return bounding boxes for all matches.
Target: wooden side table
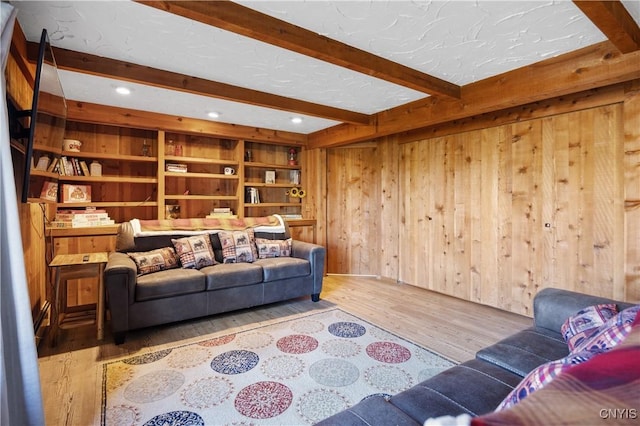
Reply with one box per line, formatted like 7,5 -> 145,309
49,252 -> 108,345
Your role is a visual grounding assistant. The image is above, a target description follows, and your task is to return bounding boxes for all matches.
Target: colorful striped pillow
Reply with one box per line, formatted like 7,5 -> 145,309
560,304 -> 618,351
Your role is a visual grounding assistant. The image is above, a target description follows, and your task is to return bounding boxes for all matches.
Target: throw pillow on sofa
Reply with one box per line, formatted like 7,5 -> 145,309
560,304 -> 618,351
571,304 -> 640,353
218,229 -> 258,263
128,247 -> 179,276
171,235 -> 217,269
497,305 -> 640,412
255,238 -> 292,258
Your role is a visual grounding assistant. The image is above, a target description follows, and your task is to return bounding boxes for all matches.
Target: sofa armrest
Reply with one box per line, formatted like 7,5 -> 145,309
533,288 -> 625,333
291,240 -> 326,295
104,252 -> 137,334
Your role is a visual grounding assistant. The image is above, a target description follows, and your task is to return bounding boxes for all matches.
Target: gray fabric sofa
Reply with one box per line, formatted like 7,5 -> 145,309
104,220 -> 325,344
318,288 -> 634,425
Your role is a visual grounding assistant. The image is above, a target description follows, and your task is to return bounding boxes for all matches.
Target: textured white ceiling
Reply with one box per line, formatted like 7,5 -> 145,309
238,1 -> 606,85
9,1 -> 639,134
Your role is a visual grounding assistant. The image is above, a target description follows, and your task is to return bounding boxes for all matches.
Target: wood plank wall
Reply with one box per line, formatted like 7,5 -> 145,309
325,85 -> 639,316
624,81 -> 640,302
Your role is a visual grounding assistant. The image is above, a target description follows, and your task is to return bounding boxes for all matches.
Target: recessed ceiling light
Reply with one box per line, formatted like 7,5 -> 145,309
115,86 -> 131,95
291,117 -> 303,124
208,111 -> 220,118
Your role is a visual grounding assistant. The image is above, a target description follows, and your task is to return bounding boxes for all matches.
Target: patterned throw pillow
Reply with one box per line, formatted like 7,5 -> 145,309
572,305 -> 640,353
218,230 -> 258,263
496,348 -> 599,411
560,304 -> 618,351
497,305 -> 640,412
255,238 -> 292,258
171,235 -> 217,269
128,247 -> 179,276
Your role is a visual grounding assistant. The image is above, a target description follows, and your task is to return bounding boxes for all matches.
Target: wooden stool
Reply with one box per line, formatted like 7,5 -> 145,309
49,252 -> 108,345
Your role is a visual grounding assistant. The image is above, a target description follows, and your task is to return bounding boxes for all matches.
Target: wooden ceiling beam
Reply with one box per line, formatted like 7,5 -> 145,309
137,0 -> 461,100
42,45 -> 371,126
573,1 -> 640,53
66,100 -> 308,145
309,41 -> 640,148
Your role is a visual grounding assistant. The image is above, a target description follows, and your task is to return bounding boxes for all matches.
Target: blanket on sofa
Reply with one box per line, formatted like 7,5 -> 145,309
472,313 -> 640,425
130,215 -> 283,237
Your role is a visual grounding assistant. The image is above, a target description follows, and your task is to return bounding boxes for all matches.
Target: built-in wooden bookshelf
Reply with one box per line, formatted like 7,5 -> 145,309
55,122 -> 309,224
243,141 -> 304,218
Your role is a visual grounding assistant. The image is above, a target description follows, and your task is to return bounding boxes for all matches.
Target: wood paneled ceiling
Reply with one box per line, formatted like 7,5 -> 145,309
10,1 -> 640,147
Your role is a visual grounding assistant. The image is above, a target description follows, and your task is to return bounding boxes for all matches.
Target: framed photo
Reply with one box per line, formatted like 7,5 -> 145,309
265,170 -> 276,184
61,184 -> 91,203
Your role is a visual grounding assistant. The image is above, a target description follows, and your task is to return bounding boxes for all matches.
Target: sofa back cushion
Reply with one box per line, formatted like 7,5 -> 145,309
116,221 -> 291,264
533,288 -> 635,333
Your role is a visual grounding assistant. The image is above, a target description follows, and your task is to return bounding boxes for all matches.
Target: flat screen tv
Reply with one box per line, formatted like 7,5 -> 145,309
9,28 -> 67,203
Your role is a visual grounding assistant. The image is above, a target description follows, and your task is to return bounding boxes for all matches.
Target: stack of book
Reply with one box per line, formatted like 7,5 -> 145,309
50,156 -> 91,176
50,208 -> 116,228
206,207 -> 237,219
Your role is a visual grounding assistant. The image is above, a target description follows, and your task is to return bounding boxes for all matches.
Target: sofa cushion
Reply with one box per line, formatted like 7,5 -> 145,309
256,257 -> 310,282
474,335 -> 640,425
201,263 -> 264,291
128,247 -> 179,276
495,306 -> 639,412
495,348 -> 598,410
560,304 -> 618,351
532,288 -> 634,333
171,235 -> 217,269
389,359 -> 523,421
135,268 -> 205,302
476,327 -> 569,377
218,229 -> 258,263
255,237 -> 292,258
485,312 -> 640,424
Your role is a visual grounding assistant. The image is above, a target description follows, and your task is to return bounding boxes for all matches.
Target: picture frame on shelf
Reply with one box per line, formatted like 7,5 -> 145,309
265,170 -> 276,184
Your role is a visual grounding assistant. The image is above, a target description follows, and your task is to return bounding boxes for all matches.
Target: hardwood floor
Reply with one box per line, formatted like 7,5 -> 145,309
36,275 -> 532,425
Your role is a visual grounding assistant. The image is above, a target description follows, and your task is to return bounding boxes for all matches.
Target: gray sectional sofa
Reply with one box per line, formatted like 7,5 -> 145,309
318,288 -> 635,425
104,219 -> 325,344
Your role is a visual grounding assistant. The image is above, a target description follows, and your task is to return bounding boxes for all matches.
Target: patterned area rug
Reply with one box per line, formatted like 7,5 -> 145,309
101,308 -> 455,425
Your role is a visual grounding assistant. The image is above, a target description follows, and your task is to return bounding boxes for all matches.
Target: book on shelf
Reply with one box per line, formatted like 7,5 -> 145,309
281,214 -> 303,220
206,213 -> 238,219
289,170 -> 301,185
40,181 -> 58,201
73,158 -> 84,176
55,212 -> 110,221
46,158 -> 59,173
53,206 -> 113,227
49,219 -> 116,228
56,207 -> 106,214
79,160 -> 90,176
166,163 -> 188,173
58,156 -> 67,175
59,156 -> 76,176
61,184 -> 91,202
206,207 -> 237,219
